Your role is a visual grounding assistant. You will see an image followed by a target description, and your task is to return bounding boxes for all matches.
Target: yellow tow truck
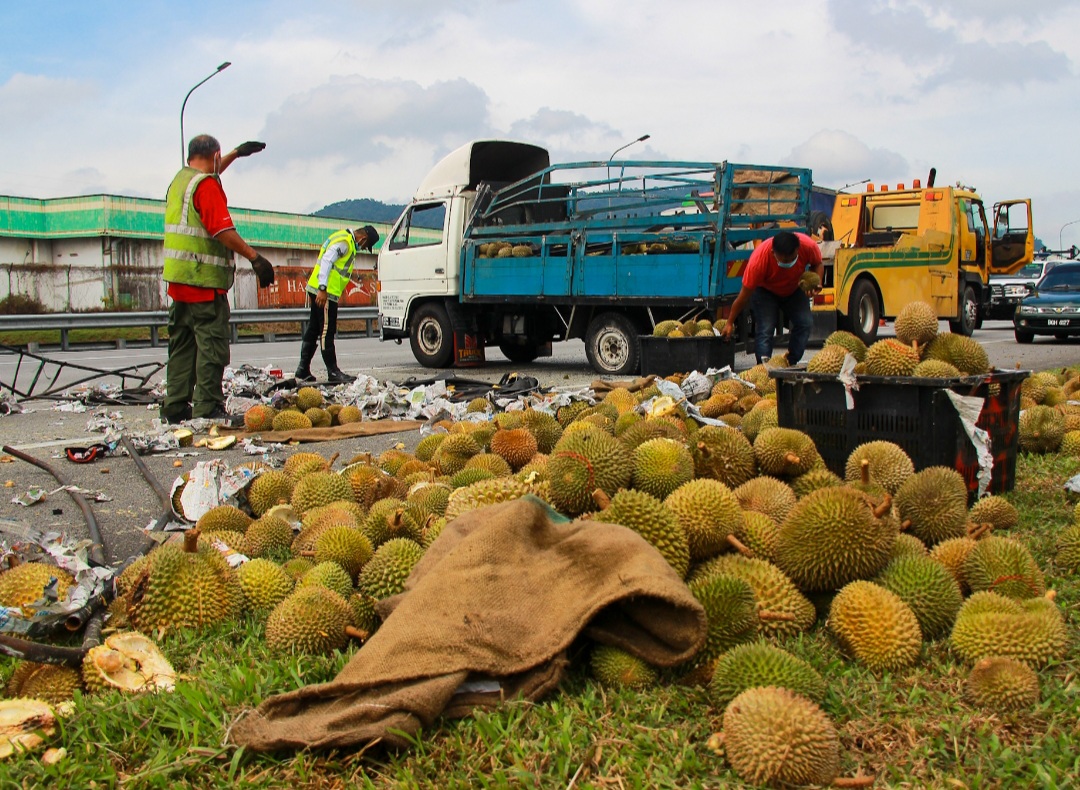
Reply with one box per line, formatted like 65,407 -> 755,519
811,170 -> 1034,343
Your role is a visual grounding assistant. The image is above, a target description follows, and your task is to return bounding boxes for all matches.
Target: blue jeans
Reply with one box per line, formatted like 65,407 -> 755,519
750,287 -> 812,364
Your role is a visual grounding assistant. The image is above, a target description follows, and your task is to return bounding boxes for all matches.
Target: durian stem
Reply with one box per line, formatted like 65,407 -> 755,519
299,551 -> 316,557
591,489 -> 612,511
726,534 -> 755,558
5,555 -> 19,569
860,459 -> 870,486
328,452 -> 340,468
900,519 -> 912,532
832,777 -> 877,788
344,626 -> 369,642
1045,589 -> 1057,602
967,522 -> 993,540
758,609 -> 796,622
183,528 -> 201,553
872,494 -> 892,519
784,452 -> 800,465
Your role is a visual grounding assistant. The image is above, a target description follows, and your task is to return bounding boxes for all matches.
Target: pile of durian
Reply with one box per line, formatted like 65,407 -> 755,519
653,317 -> 727,338
806,301 -> 990,377
2,354 -> 1078,784
244,386 -> 363,433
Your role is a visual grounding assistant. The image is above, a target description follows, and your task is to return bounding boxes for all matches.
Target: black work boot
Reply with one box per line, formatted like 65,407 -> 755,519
294,340 -> 317,383
322,347 -> 355,384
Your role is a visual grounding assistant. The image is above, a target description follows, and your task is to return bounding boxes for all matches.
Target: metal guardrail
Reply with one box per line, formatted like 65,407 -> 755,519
0,307 -> 379,350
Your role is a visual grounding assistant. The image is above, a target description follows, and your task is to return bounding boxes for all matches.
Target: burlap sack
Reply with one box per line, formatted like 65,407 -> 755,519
230,497 -> 706,752
218,420 -> 424,443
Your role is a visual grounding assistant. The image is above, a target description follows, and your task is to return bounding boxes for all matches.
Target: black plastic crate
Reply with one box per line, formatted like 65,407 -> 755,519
639,336 -> 736,377
771,368 -> 1027,498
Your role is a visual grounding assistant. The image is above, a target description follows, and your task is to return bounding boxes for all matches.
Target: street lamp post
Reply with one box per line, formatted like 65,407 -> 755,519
1059,218 -> 1080,252
605,134 -> 650,212
180,62 -> 232,164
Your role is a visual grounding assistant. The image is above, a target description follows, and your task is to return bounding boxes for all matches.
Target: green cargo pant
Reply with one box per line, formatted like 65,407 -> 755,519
161,294 -> 231,420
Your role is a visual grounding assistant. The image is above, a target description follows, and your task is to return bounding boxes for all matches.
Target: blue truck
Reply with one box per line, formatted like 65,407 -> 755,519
376,139 -> 814,375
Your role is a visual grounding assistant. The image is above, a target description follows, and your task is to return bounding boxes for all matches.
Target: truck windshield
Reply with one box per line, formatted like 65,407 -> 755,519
870,204 -> 919,230
1038,269 -> 1080,290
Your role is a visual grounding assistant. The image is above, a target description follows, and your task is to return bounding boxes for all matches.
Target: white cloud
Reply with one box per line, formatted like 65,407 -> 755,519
781,130 -> 908,190
0,73 -> 96,117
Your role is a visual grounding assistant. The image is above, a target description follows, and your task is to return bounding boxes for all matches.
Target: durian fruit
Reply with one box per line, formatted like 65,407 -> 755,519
433,433 -> 482,475
664,478 -> 743,562
631,438 -> 696,500
449,468 -> 495,489
237,558 -> 294,614
296,386 -> 324,411
1055,524 -> 1080,572
1018,405 -> 1066,454
924,333 -> 990,375
652,320 -> 681,337
0,562 -> 75,612
693,426 -> 757,488
752,428 -> 820,478
913,359 -> 961,378
349,591 -> 380,637
283,452 -> 331,481
337,405 -> 362,425
806,344 -> 850,374
824,330 -> 867,362
290,471 -> 354,516
873,554 -> 963,639
414,433 -> 446,462
241,515 -> 294,560
698,392 -> 737,418
930,537 -> 978,594
592,489 -> 690,578
734,476 -> 797,524
965,495 -> 1017,532
314,525 -> 374,580
0,698 -> 58,757
721,686 -> 840,789
845,441 -> 914,494
865,338 -> 920,376
790,467 -> 843,499
678,575 -> 760,679
304,407 -> 331,428
965,656 -> 1040,710
326,404 -> 343,424
127,530 -> 242,633
281,557 -> 315,581
490,428 -> 539,471
894,301 -> 939,347
272,410 -> 313,431
689,555 -> 815,637
520,409 -> 563,453
244,404 -> 277,432
407,482 -> 452,517
247,471 -> 294,517
798,269 -> 821,294
297,560 -> 353,600
345,464 -> 398,509
775,486 -> 897,591
444,478 -> 531,521
950,591 -> 1068,667
739,400 -> 778,443
890,533 -> 928,560
618,418 -> 685,452
590,645 -> 659,690
357,538 -> 425,601
265,586 -> 357,655
602,387 -> 639,415
963,536 -> 1045,599
556,401 -> 590,426
81,631 -> 176,694
195,505 -> 252,534
829,580 -> 922,670
732,510 -> 780,562
547,429 -> 632,515
359,498 -> 413,546
895,466 -> 969,546
4,662 -> 82,705
709,641 -> 825,709
377,449 -> 413,475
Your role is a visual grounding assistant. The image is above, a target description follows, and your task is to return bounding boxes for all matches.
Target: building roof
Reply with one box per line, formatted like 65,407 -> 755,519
0,194 -> 407,250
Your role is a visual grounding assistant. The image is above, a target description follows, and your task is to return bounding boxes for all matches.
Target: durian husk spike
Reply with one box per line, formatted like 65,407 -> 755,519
591,489 -> 612,511
344,626 -> 369,642
183,529 -> 201,553
784,452 -> 800,465
860,459 -> 870,486
726,534 -> 755,558
871,494 -> 892,519
757,608 -> 797,622
967,521 -> 993,540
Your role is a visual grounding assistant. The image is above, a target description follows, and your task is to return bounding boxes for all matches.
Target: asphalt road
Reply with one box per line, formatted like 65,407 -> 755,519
1,318 -> 1078,567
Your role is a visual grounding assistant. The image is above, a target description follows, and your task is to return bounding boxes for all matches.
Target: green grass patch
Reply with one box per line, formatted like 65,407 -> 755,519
1,452 -> 1078,788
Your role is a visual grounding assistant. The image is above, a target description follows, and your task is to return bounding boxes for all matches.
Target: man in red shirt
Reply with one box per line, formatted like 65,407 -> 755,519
719,231 -> 824,365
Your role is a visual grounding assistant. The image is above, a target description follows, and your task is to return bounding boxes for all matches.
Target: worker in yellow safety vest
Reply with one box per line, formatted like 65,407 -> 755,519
294,225 -> 379,383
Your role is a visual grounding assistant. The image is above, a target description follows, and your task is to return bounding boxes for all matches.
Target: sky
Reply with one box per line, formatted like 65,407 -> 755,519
2,0 -> 1079,246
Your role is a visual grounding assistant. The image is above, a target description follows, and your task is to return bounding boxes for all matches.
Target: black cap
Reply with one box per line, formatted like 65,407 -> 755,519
358,225 -> 379,251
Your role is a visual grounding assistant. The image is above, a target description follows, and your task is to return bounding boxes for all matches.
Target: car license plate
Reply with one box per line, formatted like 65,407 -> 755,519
1048,319 -> 1070,326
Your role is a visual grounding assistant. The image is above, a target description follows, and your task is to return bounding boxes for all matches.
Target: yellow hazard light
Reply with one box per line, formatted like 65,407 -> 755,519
841,197 -> 858,207
926,191 -> 943,201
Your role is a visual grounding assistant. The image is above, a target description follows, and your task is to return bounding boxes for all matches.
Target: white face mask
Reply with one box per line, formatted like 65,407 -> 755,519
776,255 -> 798,269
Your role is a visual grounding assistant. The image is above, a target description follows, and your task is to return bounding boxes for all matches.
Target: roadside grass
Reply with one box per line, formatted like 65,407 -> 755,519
0,452 -> 1077,788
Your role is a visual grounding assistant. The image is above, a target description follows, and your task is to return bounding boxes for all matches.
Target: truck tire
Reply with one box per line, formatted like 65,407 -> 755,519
409,302 -> 455,368
499,341 -> 541,364
848,279 -> 881,345
949,285 -> 978,336
585,312 -> 640,376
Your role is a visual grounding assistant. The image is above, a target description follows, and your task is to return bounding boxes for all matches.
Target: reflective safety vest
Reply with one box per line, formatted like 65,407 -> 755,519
307,229 -> 357,300
163,167 -> 235,289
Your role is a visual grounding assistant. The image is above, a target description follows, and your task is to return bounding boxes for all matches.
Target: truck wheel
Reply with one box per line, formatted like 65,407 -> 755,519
848,280 -> 881,345
585,312 -> 641,376
1014,328 -> 1034,344
499,341 -> 540,364
949,285 -> 978,336
409,302 -> 455,368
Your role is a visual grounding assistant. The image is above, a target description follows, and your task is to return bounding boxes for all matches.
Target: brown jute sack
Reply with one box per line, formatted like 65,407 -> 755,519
230,497 -> 706,752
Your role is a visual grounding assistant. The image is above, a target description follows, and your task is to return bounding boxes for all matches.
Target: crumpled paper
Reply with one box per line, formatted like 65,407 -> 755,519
839,353 -> 859,409
944,389 -> 992,497
173,459 -> 258,522
0,391 -> 22,415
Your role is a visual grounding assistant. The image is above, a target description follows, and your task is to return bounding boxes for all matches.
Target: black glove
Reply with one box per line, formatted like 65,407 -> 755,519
234,140 -> 266,157
251,254 -> 275,287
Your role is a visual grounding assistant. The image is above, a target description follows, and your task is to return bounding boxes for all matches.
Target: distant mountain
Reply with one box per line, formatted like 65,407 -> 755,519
313,198 -> 405,225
